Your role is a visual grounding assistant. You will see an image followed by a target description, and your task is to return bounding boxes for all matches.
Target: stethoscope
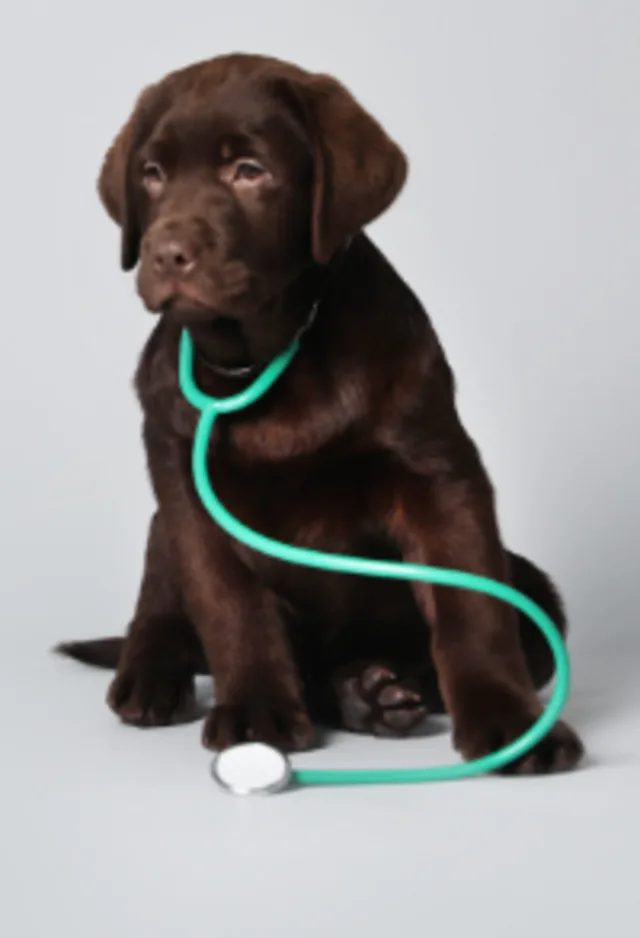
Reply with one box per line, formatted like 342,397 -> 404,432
178,328 -> 571,795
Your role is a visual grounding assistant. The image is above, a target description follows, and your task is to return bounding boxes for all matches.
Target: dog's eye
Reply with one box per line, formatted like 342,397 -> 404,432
234,160 -> 264,182
141,161 -> 165,196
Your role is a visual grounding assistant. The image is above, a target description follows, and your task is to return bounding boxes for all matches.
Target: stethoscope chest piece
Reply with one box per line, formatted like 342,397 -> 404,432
211,742 -> 292,795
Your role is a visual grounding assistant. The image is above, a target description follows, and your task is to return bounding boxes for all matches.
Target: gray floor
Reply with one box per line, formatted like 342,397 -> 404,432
1,633 -> 639,937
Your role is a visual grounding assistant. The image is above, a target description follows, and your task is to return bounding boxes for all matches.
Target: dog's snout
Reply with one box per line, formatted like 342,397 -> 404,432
152,237 -> 197,279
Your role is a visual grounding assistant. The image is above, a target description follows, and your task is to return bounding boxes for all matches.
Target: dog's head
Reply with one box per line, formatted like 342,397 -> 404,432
99,54 -> 407,361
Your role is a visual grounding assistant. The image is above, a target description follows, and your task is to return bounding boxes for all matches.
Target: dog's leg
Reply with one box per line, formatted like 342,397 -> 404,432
382,443 -> 583,774
145,427 -> 315,752
104,511 -> 205,726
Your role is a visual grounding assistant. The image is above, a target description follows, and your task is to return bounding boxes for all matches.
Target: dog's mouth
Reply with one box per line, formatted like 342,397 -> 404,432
147,278 -> 317,376
138,261 -> 252,321
158,292 -> 227,324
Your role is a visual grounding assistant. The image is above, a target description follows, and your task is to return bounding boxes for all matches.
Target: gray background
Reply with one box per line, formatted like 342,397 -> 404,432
1,1 -> 639,935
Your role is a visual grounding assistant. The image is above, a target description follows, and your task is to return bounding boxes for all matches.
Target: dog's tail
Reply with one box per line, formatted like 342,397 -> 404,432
54,638 -> 124,670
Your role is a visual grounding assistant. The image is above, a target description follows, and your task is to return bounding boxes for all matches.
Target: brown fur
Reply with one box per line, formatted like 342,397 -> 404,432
57,53 -> 583,773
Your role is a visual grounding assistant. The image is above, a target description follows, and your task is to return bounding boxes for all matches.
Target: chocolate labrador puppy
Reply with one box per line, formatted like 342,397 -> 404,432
58,53 -> 583,772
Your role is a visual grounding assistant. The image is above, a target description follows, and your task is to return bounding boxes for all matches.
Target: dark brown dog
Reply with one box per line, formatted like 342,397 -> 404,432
57,53 -> 583,772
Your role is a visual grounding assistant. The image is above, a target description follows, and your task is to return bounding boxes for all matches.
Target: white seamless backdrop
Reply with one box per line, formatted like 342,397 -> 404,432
0,2 -> 638,937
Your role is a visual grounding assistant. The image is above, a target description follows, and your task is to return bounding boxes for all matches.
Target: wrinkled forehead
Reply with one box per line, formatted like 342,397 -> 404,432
146,77 -> 311,167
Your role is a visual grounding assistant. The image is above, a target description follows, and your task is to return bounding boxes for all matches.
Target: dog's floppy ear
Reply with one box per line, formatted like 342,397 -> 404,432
279,73 -> 408,264
97,84 -> 167,271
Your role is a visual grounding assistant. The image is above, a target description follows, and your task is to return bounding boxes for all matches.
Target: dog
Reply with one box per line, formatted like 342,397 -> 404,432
57,53 -> 583,772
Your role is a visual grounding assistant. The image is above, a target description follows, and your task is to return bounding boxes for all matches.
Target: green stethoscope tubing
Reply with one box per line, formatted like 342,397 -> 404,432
179,328 -> 571,787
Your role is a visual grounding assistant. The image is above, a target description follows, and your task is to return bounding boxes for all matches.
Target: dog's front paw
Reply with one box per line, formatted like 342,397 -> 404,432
453,684 -> 584,775
202,687 -> 315,753
107,658 -> 196,728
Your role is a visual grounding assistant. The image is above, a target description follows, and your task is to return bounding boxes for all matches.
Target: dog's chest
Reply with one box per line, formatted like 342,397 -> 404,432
206,441 -> 400,618
208,436 -> 392,553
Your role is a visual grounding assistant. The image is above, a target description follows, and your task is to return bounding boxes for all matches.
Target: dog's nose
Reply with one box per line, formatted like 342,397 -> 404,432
152,238 -> 196,278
